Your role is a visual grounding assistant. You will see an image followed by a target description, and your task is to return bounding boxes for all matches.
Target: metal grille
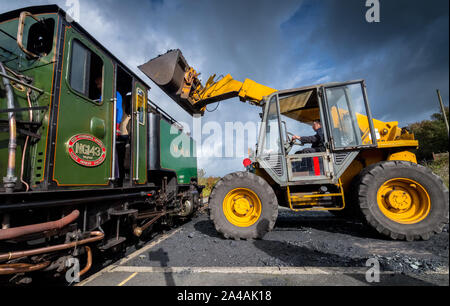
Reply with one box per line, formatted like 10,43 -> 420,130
262,154 -> 283,176
334,152 -> 349,165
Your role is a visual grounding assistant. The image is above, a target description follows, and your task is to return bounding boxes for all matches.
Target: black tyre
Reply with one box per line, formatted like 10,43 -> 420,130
209,172 -> 278,239
357,161 -> 449,241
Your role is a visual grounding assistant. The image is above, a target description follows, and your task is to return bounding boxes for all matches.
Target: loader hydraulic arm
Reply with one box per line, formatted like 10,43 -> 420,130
139,49 -> 276,115
189,74 -> 277,110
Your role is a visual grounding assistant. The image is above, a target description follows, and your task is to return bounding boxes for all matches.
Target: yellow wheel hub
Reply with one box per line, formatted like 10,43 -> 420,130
385,189 -> 412,210
377,178 -> 431,224
223,188 -> 262,227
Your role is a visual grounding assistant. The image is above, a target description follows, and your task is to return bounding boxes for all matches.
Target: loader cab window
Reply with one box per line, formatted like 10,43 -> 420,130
69,39 -> 104,102
277,89 -> 331,181
278,89 -> 323,155
325,83 -> 374,149
261,96 -> 283,155
257,95 -> 287,180
26,18 -> 55,57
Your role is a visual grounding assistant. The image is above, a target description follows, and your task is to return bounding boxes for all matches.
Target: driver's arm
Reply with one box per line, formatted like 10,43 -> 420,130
293,135 -> 317,144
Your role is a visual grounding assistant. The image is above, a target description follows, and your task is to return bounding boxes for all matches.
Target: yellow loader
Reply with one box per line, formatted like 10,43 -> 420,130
140,49 -> 449,241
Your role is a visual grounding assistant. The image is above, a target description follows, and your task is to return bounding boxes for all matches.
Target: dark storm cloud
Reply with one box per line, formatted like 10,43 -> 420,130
284,0 -> 449,124
72,0 -> 304,127
0,0 -> 304,175
0,0 -> 448,175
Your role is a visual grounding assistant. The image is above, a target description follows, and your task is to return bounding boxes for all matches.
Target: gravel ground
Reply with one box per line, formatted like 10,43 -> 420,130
4,206 -> 447,286
123,207 -> 449,278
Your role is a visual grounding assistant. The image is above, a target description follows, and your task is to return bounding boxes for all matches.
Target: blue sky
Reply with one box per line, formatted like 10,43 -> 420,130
1,0 -> 448,177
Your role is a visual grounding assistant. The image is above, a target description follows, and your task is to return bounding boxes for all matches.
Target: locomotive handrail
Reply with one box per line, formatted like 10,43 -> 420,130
148,99 -> 178,125
148,99 -> 184,132
16,11 -> 41,58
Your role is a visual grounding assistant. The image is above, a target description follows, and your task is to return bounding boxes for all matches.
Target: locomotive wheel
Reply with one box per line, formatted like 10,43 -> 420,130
209,172 -> 278,239
357,161 -> 449,241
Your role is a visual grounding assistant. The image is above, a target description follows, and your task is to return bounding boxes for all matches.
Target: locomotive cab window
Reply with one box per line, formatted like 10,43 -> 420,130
26,18 -> 55,57
69,39 -> 104,102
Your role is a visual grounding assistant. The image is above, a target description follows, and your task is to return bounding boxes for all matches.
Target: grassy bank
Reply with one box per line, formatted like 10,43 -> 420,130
425,153 -> 449,188
199,177 -> 221,198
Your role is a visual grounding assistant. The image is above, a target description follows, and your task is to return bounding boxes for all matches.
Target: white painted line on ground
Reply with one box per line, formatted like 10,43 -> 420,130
108,265 -> 450,276
108,265 -> 379,275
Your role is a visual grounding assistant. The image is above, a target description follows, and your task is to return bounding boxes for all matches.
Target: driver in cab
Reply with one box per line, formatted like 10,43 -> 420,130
292,119 -> 325,154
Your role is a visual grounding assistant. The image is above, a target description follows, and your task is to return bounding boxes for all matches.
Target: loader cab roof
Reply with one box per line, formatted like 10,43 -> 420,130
274,80 -> 365,125
0,4 -> 151,91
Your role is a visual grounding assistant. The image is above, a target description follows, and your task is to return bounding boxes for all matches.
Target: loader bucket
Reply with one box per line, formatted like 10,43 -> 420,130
139,49 -> 199,115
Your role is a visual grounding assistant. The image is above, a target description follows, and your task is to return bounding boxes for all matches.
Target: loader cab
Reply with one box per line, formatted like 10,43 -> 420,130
256,80 -> 378,186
